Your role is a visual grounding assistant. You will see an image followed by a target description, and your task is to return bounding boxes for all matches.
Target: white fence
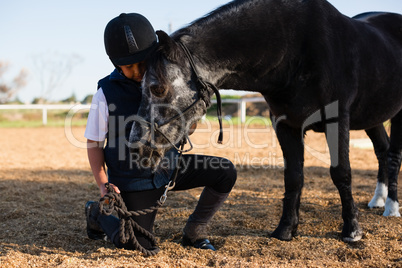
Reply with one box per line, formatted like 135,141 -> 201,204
0,104 -> 91,125
0,97 -> 267,125
219,97 -> 266,123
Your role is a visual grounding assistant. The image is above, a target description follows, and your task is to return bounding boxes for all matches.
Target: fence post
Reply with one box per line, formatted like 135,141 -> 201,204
42,107 -> 47,125
240,100 -> 246,123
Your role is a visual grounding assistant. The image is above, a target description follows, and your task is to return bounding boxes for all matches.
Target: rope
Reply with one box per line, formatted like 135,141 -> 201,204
99,183 -> 162,256
98,139 -> 187,256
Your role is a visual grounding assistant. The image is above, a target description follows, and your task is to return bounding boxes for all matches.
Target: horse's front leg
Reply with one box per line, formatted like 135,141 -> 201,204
271,122 -> 304,241
327,115 -> 362,242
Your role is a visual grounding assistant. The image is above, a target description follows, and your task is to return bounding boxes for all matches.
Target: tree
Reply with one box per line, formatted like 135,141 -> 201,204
32,51 -> 83,103
82,94 -> 93,104
61,93 -> 77,104
0,61 -> 28,104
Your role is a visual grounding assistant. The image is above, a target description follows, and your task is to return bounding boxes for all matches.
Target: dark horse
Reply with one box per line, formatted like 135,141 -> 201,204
129,0 -> 402,242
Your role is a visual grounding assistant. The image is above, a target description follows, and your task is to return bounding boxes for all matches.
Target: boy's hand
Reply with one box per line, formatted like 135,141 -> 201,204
100,183 -> 120,197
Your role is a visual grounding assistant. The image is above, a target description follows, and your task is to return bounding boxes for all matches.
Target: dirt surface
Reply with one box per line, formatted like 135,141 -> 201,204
0,124 -> 401,267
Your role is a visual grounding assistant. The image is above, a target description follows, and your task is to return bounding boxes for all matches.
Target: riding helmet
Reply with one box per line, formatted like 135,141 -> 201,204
104,13 -> 158,66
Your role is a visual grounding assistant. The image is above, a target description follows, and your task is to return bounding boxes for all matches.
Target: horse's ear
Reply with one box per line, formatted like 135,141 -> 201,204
156,30 -> 182,63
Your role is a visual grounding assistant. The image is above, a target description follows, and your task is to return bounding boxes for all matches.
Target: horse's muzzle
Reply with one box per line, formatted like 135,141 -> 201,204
129,141 -> 164,169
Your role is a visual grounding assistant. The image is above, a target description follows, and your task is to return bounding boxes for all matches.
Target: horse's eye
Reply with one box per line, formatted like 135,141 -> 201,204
150,85 -> 167,97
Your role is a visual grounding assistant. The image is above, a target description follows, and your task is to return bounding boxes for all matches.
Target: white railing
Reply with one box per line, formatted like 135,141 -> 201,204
0,104 -> 91,125
0,97 -> 266,125
220,97 -> 266,123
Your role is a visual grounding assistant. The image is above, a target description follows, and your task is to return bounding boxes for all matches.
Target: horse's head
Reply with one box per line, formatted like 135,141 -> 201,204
128,30 -> 209,168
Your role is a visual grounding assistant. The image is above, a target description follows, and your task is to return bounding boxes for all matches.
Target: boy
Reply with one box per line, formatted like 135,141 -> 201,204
85,13 -> 237,253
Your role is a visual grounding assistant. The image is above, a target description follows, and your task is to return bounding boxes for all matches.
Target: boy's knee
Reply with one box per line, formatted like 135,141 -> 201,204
216,159 -> 237,193
226,160 -> 237,186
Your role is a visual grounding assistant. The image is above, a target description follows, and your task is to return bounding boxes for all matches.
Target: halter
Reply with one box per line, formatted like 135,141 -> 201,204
178,41 -> 224,144
133,41 -> 224,153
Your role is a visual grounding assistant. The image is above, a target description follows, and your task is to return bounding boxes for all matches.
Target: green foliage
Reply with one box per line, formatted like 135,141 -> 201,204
204,115 -> 272,126
82,94 -> 93,104
32,97 -> 46,104
215,94 -> 242,99
61,93 -> 77,103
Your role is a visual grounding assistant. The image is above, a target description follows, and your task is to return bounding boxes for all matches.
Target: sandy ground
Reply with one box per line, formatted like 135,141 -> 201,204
0,123 -> 401,267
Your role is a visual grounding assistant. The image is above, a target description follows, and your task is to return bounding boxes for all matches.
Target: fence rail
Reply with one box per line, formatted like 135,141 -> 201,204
0,104 -> 91,125
0,97 -> 267,125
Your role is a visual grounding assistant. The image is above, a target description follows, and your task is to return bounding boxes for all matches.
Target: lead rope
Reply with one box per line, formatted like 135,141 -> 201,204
98,139 -> 187,256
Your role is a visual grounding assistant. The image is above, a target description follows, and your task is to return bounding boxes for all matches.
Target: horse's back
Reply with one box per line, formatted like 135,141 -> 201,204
353,11 -> 402,46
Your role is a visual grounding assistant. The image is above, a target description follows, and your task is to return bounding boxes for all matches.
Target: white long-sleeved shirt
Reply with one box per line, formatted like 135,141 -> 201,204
84,88 -> 109,142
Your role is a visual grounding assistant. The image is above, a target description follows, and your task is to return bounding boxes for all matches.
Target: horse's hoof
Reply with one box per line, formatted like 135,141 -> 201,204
271,226 -> 296,241
368,197 -> 386,208
383,198 -> 401,217
368,182 -> 387,208
342,219 -> 362,243
342,230 -> 363,243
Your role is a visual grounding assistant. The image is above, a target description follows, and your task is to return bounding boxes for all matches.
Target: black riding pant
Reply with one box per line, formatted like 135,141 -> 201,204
100,154 -> 237,249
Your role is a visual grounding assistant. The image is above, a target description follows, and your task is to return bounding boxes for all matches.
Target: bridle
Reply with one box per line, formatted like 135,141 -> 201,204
133,41 -> 224,153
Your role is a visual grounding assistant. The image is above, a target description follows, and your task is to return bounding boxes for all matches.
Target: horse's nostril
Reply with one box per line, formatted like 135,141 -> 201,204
129,147 -> 139,155
128,141 -> 143,152
143,158 -> 151,167
152,150 -> 161,158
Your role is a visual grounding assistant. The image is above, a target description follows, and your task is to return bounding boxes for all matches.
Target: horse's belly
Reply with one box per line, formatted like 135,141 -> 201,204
349,97 -> 402,130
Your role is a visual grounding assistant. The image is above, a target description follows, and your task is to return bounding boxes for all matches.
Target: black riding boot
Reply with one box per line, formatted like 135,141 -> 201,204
182,187 -> 229,250
85,201 -> 109,241
86,200 -> 158,250
85,200 -> 121,243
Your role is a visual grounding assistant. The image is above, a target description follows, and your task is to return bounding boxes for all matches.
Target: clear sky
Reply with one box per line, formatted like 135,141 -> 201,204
1,0 -> 401,103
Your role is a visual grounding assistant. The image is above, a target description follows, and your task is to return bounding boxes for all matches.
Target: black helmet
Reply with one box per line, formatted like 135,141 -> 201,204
104,13 -> 158,66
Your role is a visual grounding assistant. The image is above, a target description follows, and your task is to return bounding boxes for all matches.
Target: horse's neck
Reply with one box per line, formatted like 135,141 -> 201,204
174,0 -> 296,91
176,0 -> 346,93
176,34 -> 234,88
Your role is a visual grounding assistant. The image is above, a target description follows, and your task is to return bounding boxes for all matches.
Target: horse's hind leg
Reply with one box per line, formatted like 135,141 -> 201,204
384,111 -> 402,217
365,125 -> 390,208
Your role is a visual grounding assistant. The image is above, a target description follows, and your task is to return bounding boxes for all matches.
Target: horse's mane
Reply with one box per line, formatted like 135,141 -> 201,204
172,0 -> 250,38
146,46 -> 169,87
189,0 -> 245,26
146,31 -> 188,88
